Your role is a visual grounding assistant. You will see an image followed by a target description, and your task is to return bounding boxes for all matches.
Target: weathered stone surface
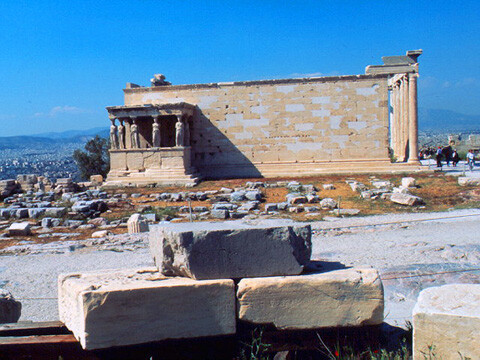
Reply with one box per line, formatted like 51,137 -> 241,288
0,289 -> 21,324
286,193 -> 307,205
211,209 -> 230,219
149,220 -> 312,280
89,174 -> 103,185
127,213 -> 149,234
390,193 -> 424,206
237,267 -> 384,329
320,198 -> 338,209
401,177 -> 416,188
8,222 -> 31,236
58,268 -> 236,350
413,284 -> 480,360
458,177 -> 480,186
91,230 -> 110,238
323,184 -> 335,190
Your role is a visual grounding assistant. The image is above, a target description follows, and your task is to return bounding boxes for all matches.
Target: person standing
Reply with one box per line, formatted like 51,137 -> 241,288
452,149 -> 460,167
436,146 -> 443,168
467,149 -> 475,171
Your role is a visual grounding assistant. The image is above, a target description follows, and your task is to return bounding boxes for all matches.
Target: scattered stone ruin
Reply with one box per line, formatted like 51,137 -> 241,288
105,50 -> 423,186
58,221 -> 385,350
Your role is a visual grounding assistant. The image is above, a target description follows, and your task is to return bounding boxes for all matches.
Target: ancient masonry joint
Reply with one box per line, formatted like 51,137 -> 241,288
105,50 -> 422,186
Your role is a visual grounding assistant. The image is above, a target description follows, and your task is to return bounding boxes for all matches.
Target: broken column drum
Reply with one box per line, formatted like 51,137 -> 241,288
149,221 -> 312,280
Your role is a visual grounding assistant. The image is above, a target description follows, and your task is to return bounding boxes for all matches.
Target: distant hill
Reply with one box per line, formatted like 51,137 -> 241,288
0,127 -> 109,150
31,127 -> 109,140
419,108 -> 480,132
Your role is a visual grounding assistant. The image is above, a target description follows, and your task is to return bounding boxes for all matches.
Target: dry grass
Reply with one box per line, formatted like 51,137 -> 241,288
1,172 -> 478,249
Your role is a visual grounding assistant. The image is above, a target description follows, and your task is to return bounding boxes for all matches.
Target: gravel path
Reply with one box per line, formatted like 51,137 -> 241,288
1,208 -> 480,327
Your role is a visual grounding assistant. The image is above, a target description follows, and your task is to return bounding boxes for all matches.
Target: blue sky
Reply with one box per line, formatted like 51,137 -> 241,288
0,1 -> 478,136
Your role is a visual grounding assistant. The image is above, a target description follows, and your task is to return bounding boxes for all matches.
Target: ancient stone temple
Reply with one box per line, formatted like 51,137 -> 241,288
105,50 -> 422,186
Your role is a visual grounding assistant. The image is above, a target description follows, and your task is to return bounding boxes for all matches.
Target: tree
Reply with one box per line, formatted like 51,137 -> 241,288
73,135 -> 110,180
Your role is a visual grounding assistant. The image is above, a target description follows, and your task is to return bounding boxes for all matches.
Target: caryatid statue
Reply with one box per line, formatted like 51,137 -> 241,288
130,118 -> 140,149
152,117 -> 161,147
109,118 -> 119,149
117,119 -> 125,149
175,118 -> 185,147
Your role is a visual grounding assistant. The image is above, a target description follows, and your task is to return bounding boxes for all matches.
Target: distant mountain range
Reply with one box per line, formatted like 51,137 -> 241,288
0,127 -> 109,149
419,108 -> 480,132
30,127 -> 109,140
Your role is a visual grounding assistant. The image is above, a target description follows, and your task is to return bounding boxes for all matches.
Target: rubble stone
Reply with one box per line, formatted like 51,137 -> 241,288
390,193 -> 424,206
320,198 -> 338,209
58,268 -> 236,350
127,213 -> 149,234
0,289 -> 21,324
8,222 -> 31,236
149,221 -> 312,280
401,177 -> 416,188
458,177 -> 480,186
237,267 -> 384,329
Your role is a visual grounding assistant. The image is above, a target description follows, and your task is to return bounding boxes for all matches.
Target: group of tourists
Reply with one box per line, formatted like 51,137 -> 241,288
422,145 -> 477,170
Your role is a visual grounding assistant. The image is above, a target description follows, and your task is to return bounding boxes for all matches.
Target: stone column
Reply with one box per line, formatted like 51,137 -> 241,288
152,116 -> 161,147
109,117 -> 119,149
395,83 -> 401,159
390,85 -> 397,158
175,116 -> 185,147
398,80 -> 404,161
402,75 -> 409,162
408,73 -> 419,163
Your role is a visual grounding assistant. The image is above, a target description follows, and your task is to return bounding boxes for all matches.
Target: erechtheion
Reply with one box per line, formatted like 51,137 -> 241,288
106,50 -> 422,186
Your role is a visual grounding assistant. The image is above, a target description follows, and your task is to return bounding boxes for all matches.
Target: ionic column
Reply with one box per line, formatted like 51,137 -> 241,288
395,83 -> 401,159
391,85 -> 398,158
408,72 -> 419,163
398,80 -> 405,161
402,75 -> 409,162
152,116 -> 161,147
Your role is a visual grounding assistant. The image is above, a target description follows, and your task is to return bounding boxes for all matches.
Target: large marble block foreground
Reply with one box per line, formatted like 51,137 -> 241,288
58,268 -> 236,350
237,267 -> 384,329
413,284 -> 480,360
149,220 -> 312,280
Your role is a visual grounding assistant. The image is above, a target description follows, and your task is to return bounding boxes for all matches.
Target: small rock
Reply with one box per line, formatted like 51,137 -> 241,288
211,209 -> 229,219
320,198 -> 338,210
245,190 -> 262,201
8,222 -> 31,236
390,193 -> 424,206
91,230 -> 111,238
401,177 -> 416,188
0,289 -> 21,324
265,203 -> 278,212
323,184 -> 335,190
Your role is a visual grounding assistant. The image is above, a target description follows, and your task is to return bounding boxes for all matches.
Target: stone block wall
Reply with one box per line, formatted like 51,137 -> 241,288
124,75 -> 390,178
